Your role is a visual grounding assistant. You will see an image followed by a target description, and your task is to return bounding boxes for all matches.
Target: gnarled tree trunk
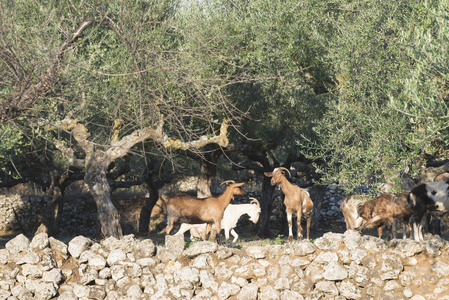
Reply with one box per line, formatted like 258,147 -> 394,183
35,173 -> 63,236
139,179 -> 161,235
85,152 -> 123,238
35,171 -> 84,236
197,148 -> 222,198
257,176 -> 276,238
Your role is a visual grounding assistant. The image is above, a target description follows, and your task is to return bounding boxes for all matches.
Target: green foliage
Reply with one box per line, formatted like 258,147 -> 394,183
178,0 -> 329,156
301,0 -> 449,190
263,234 -> 286,245
3,0 -> 449,192
0,124 -> 28,173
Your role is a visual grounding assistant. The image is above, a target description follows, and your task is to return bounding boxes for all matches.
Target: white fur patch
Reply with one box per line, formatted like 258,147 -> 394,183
409,193 -> 416,207
425,181 -> 449,211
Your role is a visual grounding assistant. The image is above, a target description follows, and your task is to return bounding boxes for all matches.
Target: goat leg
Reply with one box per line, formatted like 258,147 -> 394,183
190,226 -> 201,240
306,215 -> 312,240
230,228 -> 238,248
214,220 -> 222,245
377,226 -> 383,239
404,222 -> 411,239
410,207 -> 427,241
224,228 -> 230,248
286,208 -> 293,242
356,215 -> 382,232
204,223 -> 212,241
165,216 -> 174,235
297,209 -> 303,240
382,217 -> 396,240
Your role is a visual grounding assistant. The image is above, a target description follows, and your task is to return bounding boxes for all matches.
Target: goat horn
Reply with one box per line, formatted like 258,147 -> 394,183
249,197 -> 260,207
278,167 -> 291,177
220,180 -> 235,187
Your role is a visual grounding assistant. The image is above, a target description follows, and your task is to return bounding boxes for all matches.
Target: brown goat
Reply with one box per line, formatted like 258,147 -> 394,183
340,195 -> 369,231
264,167 -> 314,241
356,191 -> 413,240
160,181 -> 245,242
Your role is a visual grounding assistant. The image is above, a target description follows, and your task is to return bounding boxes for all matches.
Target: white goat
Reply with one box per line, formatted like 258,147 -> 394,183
175,198 -> 261,247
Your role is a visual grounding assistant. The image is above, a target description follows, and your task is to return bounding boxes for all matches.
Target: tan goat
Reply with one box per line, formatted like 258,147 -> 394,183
340,195 -> 368,231
160,181 -> 245,242
264,167 -> 314,241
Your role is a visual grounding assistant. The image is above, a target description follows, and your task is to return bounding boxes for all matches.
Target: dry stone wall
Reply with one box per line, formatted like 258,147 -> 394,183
0,195 -> 48,232
1,231 -> 449,299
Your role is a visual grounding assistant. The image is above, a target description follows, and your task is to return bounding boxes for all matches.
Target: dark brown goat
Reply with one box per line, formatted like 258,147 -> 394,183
356,191 -> 413,240
160,181 -> 245,242
264,167 -> 314,241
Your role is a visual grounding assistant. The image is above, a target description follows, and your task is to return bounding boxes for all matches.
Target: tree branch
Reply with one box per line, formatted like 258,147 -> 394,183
47,116 -> 229,169
1,21 -> 95,121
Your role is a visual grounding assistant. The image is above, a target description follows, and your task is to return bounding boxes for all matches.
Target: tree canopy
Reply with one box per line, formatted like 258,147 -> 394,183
1,0 -> 449,209
302,0 -> 449,189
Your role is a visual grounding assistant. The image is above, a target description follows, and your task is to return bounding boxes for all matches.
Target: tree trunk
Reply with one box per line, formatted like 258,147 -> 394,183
85,152 -> 123,238
257,176 -> 276,238
139,181 -> 160,235
35,173 -> 63,236
197,149 -> 221,198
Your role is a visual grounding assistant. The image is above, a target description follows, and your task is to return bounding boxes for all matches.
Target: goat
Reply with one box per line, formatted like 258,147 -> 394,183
264,167 -> 314,241
408,181 -> 449,241
175,197 -> 261,247
160,181 -> 245,243
340,195 -> 369,231
355,192 -> 413,240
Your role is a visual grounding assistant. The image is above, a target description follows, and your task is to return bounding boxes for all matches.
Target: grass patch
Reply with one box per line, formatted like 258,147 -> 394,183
262,234 -> 286,245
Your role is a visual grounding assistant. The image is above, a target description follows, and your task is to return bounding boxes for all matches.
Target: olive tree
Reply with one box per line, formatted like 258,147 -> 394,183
176,0 -> 332,237
1,0 -> 248,237
302,0 -> 449,190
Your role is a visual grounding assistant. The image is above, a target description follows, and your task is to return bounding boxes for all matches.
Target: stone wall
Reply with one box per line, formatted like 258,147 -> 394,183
1,231 -> 449,299
0,194 -> 48,232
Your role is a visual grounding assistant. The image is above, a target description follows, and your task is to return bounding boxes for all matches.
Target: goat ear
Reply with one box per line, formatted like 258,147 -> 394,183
264,172 -> 273,177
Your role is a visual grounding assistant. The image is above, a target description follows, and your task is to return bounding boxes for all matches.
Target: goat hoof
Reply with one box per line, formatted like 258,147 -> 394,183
288,236 -> 293,242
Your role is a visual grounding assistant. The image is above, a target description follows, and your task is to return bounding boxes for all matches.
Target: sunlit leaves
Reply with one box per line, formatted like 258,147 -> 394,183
302,0 -> 449,189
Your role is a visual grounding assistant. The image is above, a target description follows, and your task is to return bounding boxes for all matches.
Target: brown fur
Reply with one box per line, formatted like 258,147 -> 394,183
356,191 -> 413,240
160,182 -> 245,242
264,168 -> 314,241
